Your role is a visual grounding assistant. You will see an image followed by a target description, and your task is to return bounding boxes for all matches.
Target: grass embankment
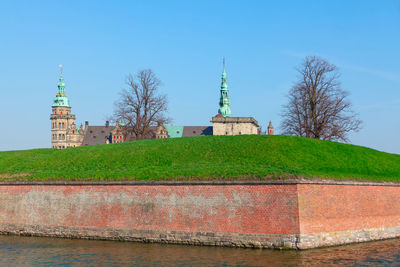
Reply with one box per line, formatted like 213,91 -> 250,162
0,135 -> 399,182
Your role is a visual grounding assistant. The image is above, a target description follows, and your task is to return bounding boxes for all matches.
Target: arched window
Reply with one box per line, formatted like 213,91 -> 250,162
59,122 -> 61,128
59,134 -> 61,140
62,122 -> 65,128
62,134 -> 65,140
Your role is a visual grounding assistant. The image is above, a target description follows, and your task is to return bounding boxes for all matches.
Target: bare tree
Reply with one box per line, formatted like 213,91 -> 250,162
113,69 -> 169,140
281,56 -> 361,142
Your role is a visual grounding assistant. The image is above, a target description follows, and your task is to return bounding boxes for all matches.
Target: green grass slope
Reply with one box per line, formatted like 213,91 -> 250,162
0,135 -> 399,182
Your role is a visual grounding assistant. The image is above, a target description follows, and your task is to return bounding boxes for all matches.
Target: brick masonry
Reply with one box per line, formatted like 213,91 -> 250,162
0,181 -> 399,249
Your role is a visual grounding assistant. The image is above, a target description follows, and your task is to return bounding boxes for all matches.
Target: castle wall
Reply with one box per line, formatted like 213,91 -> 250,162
212,122 -> 258,135
211,117 -> 259,136
1,181 -> 399,249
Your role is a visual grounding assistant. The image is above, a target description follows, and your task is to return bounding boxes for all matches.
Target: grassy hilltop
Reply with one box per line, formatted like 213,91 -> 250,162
0,135 -> 399,182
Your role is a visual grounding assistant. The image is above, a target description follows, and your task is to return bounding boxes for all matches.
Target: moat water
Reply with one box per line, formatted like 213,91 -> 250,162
0,235 -> 399,266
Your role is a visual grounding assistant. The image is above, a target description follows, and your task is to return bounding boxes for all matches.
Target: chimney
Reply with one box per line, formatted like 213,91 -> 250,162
106,121 -> 109,127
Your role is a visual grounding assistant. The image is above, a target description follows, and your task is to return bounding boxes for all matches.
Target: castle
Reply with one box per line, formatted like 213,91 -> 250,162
50,63 -> 273,149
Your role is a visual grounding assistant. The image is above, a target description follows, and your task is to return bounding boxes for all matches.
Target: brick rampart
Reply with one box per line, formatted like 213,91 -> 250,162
0,182 -> 399,249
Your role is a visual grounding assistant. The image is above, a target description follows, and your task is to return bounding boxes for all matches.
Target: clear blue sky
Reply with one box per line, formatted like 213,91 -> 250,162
0,0 -> 399,154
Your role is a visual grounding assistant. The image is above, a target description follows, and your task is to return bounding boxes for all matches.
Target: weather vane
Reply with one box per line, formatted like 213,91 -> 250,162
58,64 -> 63,75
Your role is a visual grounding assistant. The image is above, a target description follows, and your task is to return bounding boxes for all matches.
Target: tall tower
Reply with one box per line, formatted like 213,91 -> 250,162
50,65 -> 78,149
217,58 -> 232,117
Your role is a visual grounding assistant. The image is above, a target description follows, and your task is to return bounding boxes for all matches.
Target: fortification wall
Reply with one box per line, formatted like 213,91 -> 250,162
296,184 -> 400,249
0,182 -> 399,249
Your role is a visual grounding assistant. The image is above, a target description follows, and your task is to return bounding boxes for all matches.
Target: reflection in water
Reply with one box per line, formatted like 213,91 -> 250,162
0,235 -> 399,266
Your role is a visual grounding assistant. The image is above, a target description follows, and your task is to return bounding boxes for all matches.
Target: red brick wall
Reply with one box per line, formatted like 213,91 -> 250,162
298,184 -> 400,234
0,184 -> 300,236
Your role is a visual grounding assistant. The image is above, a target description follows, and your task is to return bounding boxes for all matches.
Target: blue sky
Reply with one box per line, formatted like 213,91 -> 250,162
0,0 -> 399,154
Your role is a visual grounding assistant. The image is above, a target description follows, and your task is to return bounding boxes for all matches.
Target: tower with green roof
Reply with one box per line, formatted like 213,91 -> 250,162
50,65 -> 83,149
211,59 -> 260,136
217,59 -> 231,117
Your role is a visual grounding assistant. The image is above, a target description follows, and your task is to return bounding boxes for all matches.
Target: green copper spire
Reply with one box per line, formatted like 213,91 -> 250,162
218,58 -> 231,117
52,65 -> 70,107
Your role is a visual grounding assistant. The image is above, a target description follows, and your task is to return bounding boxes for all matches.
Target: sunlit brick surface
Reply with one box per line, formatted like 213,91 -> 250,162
298,184 -> 400,234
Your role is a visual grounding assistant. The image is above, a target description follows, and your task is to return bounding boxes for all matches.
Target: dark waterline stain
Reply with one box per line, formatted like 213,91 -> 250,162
0,235 -> 399,266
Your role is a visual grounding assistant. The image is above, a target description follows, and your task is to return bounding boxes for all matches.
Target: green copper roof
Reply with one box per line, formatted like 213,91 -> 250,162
52,69 -> 70,107
218,59 -> 231,117
165,126 -> 184,138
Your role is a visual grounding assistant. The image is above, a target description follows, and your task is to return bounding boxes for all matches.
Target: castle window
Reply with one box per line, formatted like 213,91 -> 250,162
59,123 -> 61,128
59,134 -> 61,139
62,122 -> 65,128
62,134 -> 65,140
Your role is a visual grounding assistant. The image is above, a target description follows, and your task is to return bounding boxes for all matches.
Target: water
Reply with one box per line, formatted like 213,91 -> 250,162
0,235 -> 399,266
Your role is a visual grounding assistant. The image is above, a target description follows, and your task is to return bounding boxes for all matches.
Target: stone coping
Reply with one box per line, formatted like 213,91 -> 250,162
0,179 -> 399,186
210,116 -> 259,126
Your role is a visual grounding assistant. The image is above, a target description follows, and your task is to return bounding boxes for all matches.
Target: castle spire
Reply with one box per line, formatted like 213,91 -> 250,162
52,65 -> 70,107
218,58 -> 231,117
57,64 -> 66,95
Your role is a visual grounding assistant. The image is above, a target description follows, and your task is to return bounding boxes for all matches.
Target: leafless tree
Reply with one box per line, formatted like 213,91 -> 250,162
281,56 -> 361,142
113,69 -> 169,140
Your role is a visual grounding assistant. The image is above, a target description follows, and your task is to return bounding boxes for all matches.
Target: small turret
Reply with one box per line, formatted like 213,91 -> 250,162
267,121 -> 274,135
